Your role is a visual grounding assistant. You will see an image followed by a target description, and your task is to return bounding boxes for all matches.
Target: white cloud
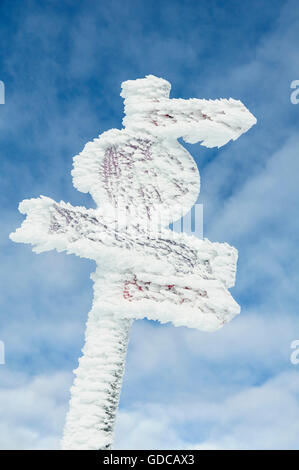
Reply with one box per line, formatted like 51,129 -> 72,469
1,0 -> 299,450
115,370 -> 299,450
0,371 -> 72,450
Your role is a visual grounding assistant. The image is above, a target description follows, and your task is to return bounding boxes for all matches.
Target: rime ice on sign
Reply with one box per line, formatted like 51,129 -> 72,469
10,75 -> 257,450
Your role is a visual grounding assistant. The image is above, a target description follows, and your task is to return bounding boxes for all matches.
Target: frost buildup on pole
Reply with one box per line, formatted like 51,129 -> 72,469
10,75 -> 257,450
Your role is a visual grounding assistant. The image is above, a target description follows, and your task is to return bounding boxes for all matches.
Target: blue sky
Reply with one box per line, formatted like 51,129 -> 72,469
0,0 -> 299,449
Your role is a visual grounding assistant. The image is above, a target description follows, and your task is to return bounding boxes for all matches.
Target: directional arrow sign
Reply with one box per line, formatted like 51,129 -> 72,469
10,75 -> 256,450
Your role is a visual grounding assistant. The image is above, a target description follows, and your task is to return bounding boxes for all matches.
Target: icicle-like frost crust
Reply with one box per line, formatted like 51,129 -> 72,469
61,308 -> 132,450
10,196 -> 240,331
9,75 -> 257,450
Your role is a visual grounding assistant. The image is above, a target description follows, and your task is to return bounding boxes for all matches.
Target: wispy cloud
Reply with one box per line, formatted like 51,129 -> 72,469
1,0 -> 299,449
0,370 -> 72,449
115,371 -> 299,450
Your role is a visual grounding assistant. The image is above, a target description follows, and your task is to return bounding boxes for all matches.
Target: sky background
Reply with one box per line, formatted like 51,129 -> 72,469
0,0 -> 299,449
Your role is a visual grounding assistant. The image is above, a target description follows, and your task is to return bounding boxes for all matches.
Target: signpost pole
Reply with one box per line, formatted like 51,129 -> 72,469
10,75 -> 257,450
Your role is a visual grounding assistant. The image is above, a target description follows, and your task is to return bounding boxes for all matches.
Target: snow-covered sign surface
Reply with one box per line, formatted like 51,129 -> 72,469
10,75 -> 256,450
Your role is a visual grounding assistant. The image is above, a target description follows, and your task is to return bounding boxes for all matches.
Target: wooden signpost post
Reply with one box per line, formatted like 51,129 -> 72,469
10,75 -> 256,449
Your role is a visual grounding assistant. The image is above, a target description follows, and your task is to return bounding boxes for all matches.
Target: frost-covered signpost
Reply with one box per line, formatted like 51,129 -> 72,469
10,75 -> 256,450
